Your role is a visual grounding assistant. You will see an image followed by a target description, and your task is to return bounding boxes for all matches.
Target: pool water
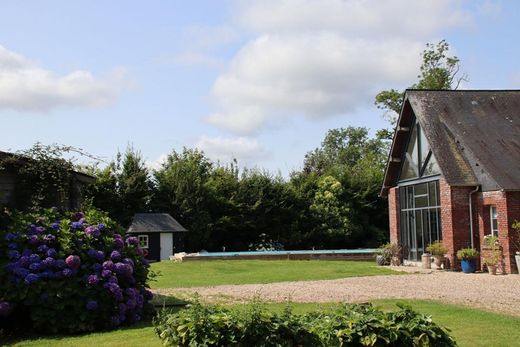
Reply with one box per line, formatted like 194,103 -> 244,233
198,249 -> 376,257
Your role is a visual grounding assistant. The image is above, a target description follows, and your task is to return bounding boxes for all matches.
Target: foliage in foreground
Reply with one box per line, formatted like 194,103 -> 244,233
0,208 -> 154,333
154,301 -> 457,347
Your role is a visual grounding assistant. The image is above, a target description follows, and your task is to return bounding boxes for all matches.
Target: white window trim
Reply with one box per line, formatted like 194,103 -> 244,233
489,205 -> 498,236
138,235 -> 149,249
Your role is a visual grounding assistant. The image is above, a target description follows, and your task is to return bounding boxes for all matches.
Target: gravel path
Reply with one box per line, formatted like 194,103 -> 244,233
154,269 -> 520,316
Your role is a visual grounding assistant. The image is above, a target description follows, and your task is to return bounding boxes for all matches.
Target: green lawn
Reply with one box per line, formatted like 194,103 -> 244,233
8,300 -> 520,347
149,260 -> 399,288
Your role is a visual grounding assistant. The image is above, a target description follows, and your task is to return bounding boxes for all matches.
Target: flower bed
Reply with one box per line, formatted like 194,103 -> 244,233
0,208 -> 154,333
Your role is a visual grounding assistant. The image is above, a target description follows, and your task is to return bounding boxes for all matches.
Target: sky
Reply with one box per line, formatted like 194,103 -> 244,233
1,0 -> 519,175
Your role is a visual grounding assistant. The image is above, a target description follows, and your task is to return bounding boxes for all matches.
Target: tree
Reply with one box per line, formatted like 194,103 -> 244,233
375,40 -> 467,123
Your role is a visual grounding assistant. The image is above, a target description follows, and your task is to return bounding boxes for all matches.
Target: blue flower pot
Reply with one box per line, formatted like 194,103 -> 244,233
461,259 -> 476,273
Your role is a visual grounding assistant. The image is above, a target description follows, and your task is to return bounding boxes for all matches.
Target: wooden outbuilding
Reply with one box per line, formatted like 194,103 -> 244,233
127,213 -> 187,261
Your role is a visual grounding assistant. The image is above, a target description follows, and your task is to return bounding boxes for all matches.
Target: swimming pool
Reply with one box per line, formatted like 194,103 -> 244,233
174,248 -> 377,262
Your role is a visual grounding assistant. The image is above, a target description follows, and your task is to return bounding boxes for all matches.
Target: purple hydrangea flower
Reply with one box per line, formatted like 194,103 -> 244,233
123,258 -> 135,267
5,232 -> 16,241
24,273 -> 39,284
22,249 -> 32,257
86,300 -> 98,311
125,287 -> 138,297
110,251 -> 121,261
65,255 -> 81,269
71,222 -> 83,229
114,262 -> 133,276
44,234 -> 56,242
37,244 -> 49,253
92,263 -> 103,274
18,255 -> 30,267
47,248 -> 58,258
14,267 -> 30,278
54,259 -> 66,269
126,236 -> 139,246
87,274 -> 99,285
51,222 -> 60,230
43,257 -> 55,268
73,212 -> 85,221
85,226 -> 100,238
0,301 -> 10,316
7,250 -> 20,260
108,276 -> 118,284
113,238 -> 124,249
97,223 -> 106,230
126,298 -> 137,310
29,262 -> 42,271
103,260 -> 115,271
62,268 -> 73,277
35,226 -> 45,234
87,249 -> 98,259
40,271 -> 53,279
101,269 -> 112,278
7,242 -> 18,250
29,254 -> 40,263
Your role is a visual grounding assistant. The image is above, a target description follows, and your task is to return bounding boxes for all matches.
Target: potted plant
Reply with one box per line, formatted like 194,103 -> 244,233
426,241 -> 447,269
456,248 -> 479,273
484,235 -> 501,275
375,242 -> 401,266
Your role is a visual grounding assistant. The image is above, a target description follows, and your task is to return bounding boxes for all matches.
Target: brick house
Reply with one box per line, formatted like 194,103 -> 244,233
381,90 -> 520,273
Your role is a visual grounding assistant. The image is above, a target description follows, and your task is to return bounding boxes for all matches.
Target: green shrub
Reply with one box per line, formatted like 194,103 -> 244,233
154,301 -> 457,347
456,248 -> 479,260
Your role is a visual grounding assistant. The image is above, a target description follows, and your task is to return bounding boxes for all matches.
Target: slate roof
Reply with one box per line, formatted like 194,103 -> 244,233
127,213 -> 188,233
381,89 -> 520,195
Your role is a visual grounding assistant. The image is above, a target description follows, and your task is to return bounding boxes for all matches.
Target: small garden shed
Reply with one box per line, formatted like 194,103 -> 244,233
381,90 -> 520,273
127,213 -> 188,261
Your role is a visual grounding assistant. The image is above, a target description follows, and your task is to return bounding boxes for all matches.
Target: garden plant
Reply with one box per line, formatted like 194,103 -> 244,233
154,301 -> 457,347
0,208 -> 154,334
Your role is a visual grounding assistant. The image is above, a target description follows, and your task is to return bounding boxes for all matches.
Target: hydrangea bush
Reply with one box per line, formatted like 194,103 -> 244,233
0,208 -> 154,333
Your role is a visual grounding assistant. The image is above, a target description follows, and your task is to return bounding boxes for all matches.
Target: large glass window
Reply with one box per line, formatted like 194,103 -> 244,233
399,181 -> 441,261
399,121 -> 440,181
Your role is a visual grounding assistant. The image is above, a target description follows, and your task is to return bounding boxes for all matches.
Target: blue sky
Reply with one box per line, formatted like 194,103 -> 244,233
1,0 -> 518,175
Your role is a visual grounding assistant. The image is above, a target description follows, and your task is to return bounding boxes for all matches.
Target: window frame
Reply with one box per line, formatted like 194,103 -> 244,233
138,234 -> 149,249
489,205 -> 498,236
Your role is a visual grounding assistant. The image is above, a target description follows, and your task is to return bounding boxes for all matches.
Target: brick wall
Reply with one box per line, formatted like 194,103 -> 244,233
439,179 -> 476,269
388,187 -> 399,245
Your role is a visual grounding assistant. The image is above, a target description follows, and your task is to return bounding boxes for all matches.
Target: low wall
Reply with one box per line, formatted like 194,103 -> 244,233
178,252 -> 376,262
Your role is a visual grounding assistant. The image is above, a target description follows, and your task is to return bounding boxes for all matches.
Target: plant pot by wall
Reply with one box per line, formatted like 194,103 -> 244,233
433,255 -> 444,270
460,259 -> 476,273
487,264 -> 497,275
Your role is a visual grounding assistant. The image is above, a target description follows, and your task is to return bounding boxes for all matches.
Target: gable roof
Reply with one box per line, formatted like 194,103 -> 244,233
381,89 -> 520,195
127,213 -> 187,233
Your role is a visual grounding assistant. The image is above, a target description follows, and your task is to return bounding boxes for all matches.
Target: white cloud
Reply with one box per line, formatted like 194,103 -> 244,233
208,34 -> 423,134
0,45 -> 125,112
195,135 -> 270,164
236,0 -> 472,37
206,0 -> 473,134
147,153 -> 168,171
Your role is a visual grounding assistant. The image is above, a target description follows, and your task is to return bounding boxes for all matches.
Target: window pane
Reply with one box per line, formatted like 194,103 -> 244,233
400,125 -> 419,180
418,126 -> 430,169
414,183 -> 427,196
423,152 -> 441,176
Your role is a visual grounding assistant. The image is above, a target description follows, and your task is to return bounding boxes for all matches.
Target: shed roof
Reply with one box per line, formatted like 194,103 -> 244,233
381,89 -> 520,195
127,213 -> 187,233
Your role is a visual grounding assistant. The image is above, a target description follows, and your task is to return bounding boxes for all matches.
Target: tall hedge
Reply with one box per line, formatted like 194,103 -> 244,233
0,208 -> 154,333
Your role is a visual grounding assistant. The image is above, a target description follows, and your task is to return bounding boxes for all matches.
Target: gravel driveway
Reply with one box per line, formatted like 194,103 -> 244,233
154,269 -> 520,316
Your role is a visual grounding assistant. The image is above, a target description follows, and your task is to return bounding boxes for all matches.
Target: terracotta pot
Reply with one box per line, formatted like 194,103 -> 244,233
487,264 -> 497,275
433,255 -> 444,270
